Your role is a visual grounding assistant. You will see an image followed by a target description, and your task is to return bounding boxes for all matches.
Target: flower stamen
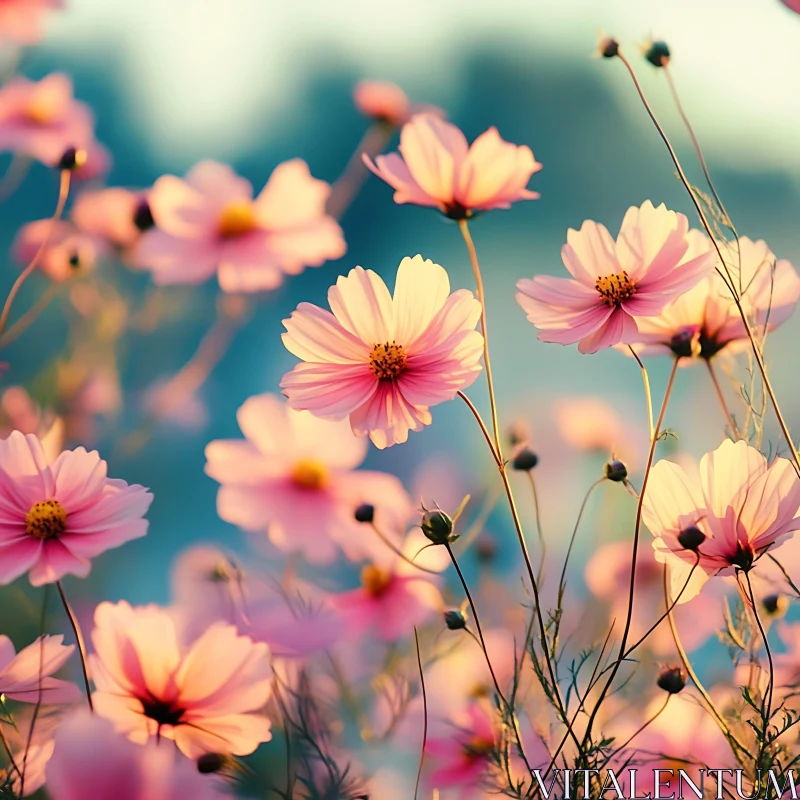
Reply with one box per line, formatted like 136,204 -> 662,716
361,564 -> 392,597
291,459 -> 328,490
369,342 -> 407,380
25,499 -> 67,540
217,201 -> 257,239
595,271 -> 636,306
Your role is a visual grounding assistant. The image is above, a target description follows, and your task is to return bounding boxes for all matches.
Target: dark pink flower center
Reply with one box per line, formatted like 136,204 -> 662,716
141,697 -> 185,727
25,499 -> 67,540
369,341 -> 407,381
462,735 -> 494,763
595,271 -> 636,306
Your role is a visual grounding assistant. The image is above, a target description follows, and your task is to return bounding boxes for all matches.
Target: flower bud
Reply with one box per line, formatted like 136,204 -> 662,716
421,509 -> 455,545
604,459 -> 628,482
512,447 -> 539,471
354,503 -> 375,523
762,594 -> 789,618
444,609 -> 467,630
677,526 -> 706,552
644,40 -> 671,68
598,35 -> 620,59
196,753 -> 227,774
132,198 -> 155,232
57,146 -> 87,171
656,665 -> 686,694
68,252 -> 81,269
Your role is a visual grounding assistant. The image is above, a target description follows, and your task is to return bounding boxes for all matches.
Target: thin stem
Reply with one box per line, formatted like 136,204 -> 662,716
0,169 -> 71,340
413,627 -> 427,800
706,359 -> 740,438
743,570 -> 774,725
0,282 -> 61,349
604,695 -> 670,767
458,219 -> 502,455
368,522 -> 441,574
456,390 -> 501,467
527,471 -> 546,585
615,50 -> 800,477
582,358 -> 679,746
0,724 -> 20,779
629,346 -> 654,440
56,581 -> 93,712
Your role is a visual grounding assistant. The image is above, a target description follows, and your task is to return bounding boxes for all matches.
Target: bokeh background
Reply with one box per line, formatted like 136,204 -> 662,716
2,0 -> 800,702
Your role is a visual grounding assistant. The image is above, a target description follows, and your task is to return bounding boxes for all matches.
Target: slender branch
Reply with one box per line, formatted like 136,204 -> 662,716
615,50 -> 800,476
456,393 -> 501,468
706,359 -> 739,438
527,471 -> 546,585
0,169 -> 71,340
56,580 -> 93,712
0,282 -> 62,349
629,346 -> 654,440
0,724 -> 20,779
368,522 -> 441,574
413,627 -> 427,800
743,570 -> 774,725
604,695 -> 670,767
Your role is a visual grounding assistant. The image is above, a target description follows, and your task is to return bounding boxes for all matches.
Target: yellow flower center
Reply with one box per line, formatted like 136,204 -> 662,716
369,342 -> 407,380
463,735 -> 494,761
25,500 -> 67,540
25,95 -> 55,125
217,201 -> 257,239
291,459 -> 328,490
361,564 -> 392,597
595,271 -> 636,305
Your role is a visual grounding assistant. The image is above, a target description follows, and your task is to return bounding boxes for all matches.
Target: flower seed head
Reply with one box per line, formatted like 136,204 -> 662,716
354,503 -> 375,524
598,35 -> 620,59
57,146 -> 87,171
604,459 -> 628,482
656,665 -> 686,694
677,525 -> 706,552
644,40 -> 671,68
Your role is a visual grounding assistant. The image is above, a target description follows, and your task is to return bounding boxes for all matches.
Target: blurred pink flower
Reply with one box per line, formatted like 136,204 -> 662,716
516,201 -> 715,354
585,540 -> 722,654
13,217 -> 101,282
364,113 -> 540,217
135,159 -> 345,292
0,0 -> 62,45
0,73 -> 99,166
333,528 -> 446,641
0,634 -> 81,703
781,0 -> 800,14
0,386 -> 63,460
46,711 -> 223,800
206,393 -> 412,562
91,600 -> 273,758
0,431 -> 152,586
628,234 -> 800,360
281,255 -> 484,448
426,702 -> 496,794
643,439 -> 800,602
72,187 -> 146,250
353,80 -> 410,126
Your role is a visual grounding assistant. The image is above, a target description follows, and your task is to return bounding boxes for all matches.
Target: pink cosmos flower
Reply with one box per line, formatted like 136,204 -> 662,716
2,707 -> 61,796
781,0 -> 800,14
90,600 -> 273,758
71,187 -> 147,250
0,431 -> 152,586
628,234 -> 800,361
206,393 -> 413,562
642,439 -> 800,602
46,711 -> 223,800
516,201 -> 716,354
0,0 -> 62,45
280,255 -> 484,448
353,80 -> 410,126
0,634 -> 81,703
13,217 -> 101,282
426,702 -> 497,795
332,528 -> 446,641
364,113 -> 541,217
134,159 -> 346,292
0,386 -> 63,460
0,73 -> 99,167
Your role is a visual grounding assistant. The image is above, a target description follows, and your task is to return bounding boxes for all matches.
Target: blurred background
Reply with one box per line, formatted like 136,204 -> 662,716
1,0 -> 799,697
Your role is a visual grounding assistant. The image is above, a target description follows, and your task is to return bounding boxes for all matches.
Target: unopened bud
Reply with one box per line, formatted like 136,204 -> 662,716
57,146 -> 87,171
68,252 -> 81,269
644,40 -> 671,68
132,198 -> 155,232
421,509 -> 455,545
512,447 -> 539,471
599,36 -> 620,59
354,503 -> 374,523
444,609 -> 467,630
604,459 -> 628,482
762,594 -> 789,617
656,665 -> 686,694
196,753 -> 227,774
677,526 -> 706,552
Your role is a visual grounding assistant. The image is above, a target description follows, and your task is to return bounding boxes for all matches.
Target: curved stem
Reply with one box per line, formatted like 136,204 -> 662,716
629,346 -> 654,440
412,627 -> 427,800
0,282 -> 62,349
369,523 -> 441,574
527,471 -> 546,585
458,219 -> 502,455
0,169 -> 71,340
604,695 -> 670,767
743,570 -> 774,725
0,724 -> 20,779
615,50 -> 800,477
706,359 -> 740,438
582,358 -> 679,746
56,580 -> 93,712
456,390 -> 501,468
